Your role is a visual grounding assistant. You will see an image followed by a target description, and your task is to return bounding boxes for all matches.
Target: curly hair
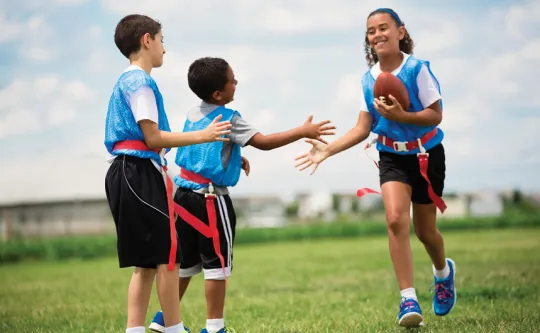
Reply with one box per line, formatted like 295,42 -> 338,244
187,57 -> 230,102
363,8 -> 414,67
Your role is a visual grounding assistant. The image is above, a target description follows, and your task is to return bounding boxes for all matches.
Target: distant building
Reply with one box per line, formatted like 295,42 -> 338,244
0,198 -> 113,241
233,195 -> 286,228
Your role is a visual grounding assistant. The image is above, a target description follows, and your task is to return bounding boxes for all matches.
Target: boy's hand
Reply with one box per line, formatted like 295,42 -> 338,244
294,139 -> 330,175
241,156 -> 250,176
301,114 -> 336,144
201,114 -> 233,143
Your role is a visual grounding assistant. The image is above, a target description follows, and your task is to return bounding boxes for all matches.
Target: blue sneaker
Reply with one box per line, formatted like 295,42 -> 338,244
200,327 -> 236,333
396,297 -> 424,327
149,311 -> 191,333
433,258 -> 457,316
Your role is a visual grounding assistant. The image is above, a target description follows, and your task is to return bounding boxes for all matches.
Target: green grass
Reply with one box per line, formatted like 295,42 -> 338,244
0,229 -> 539,332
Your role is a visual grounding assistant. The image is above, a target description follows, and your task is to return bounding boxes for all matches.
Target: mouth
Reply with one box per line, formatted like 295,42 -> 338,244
374,40 -> 386,47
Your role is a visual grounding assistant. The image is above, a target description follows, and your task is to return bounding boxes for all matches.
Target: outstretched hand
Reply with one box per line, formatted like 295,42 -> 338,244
294,138 -> 330,175
202,114 -> 233,143
373,95 -> 406,122
301,114 -> 336,144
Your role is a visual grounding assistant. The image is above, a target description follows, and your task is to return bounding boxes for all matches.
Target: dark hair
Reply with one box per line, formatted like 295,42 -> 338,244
364,8 -> 414,67
187,57 -> 230,101
114,14 -> 162,59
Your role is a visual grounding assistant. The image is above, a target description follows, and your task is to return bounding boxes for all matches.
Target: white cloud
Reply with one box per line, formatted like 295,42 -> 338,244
0,76 -> 96,138
2,0 -> 539,204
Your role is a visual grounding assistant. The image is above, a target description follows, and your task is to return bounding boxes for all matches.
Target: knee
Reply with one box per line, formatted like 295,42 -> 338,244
414,226 -> 438,244
386,211 -> 409,236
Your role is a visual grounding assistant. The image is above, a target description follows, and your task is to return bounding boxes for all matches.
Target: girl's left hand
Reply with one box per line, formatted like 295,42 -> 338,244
374,95 -> 406,121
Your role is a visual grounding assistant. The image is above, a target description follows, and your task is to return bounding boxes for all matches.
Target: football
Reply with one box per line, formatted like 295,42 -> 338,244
373,72 -> 410,111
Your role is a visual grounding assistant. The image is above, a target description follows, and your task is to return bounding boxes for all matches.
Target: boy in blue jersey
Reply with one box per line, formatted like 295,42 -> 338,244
104,15 -> 232,333
294,8 -> 456,329
149,57 -> 336,333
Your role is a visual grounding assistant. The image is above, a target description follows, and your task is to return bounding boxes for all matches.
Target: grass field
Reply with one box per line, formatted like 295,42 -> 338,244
1,228 -> 539,333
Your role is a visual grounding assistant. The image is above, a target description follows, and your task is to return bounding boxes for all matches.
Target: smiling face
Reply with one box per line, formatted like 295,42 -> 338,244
366,13 -> 405,58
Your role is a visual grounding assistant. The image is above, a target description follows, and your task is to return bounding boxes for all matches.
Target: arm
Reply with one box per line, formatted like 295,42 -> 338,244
325,111 -> 373,157
139,118 -> 231,149
374,64 -> 443,127
395,100 -> 442,126
246,114 -> 336,151
294,111 -> 372,175
130,85 -> 231,149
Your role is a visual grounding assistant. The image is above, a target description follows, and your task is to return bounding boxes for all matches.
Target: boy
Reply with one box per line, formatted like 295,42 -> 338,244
148,57 -> 336,333
104,16 -> 232,333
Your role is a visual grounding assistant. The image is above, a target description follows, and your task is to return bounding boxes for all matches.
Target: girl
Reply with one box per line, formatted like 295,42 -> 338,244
294,8 -> 456,328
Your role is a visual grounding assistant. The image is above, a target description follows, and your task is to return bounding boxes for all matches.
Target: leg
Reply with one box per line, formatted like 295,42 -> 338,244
378,152 -> 423,328
201,195 -> 236,332
412,203 -> 446,269
127,267 -> 157,328
156,264 -> 181,327
179,277 -> 192,301
411,143 -> 456,316
381,181 -> 414,291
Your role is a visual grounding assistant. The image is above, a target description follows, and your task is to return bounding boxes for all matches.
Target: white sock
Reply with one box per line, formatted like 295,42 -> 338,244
206,318 -> 225,332
126,327 -> 145,333
433,261 -> 450,280
400,287 -> 417,301
165,322 -> 185,333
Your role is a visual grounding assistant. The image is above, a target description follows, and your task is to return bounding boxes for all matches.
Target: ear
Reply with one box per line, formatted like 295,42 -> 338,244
212,90 -> 222,101
140,33 -> 151,49
397,26 -> 406,40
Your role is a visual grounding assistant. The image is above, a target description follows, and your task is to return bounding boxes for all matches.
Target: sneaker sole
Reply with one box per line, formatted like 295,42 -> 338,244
149,322 -> 166,333
399,312 -> 424,328
434,258 -> 457,316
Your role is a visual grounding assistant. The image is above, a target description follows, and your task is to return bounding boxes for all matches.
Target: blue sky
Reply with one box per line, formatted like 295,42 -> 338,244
1,0 -> 539,203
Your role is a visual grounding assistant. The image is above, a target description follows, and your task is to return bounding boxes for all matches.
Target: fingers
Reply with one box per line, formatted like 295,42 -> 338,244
319,124 -> 336,131
316,120 -> 332,126
304,138 -> 319,146
305,114 -> 313,123
294,156 -> 310,169
217,130 -> 231,136
217,137 -> 231,142
295,153 -> 308,161
211,114 -> 223,123
297,159 -> 314,172
215,121 -> 232,130
309,163 -> 319,175
319,130 -> 335,136
316,136 -> 328,145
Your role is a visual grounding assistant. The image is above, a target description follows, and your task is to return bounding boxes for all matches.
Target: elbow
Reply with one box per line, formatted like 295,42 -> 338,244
144,134 -> 160,149
432,112 -> 443,126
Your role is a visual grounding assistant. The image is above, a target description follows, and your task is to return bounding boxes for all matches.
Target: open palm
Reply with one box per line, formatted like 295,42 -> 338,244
294,138 -> 329,175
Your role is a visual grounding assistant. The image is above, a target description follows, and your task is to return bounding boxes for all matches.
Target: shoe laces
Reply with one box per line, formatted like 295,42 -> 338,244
430,280 -> 453,304
400,297 -> 418,311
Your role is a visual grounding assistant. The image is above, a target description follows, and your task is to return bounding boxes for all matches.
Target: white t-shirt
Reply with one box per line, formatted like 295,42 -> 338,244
124,65 -> 159,123
107,65 -> 162,171
359,52 -> 441,112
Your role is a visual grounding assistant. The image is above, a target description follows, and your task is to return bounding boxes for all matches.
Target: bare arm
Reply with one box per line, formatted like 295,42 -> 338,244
294,111 -> 373,175
139,115 -> 232,149
246,114 -> 336,151
396,100 -> 442,127
326,111 -> 373,157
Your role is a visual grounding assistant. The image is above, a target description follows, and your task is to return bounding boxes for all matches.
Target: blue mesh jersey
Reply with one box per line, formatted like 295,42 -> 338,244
174,106 -> 243,190
104,69 -> 171,166
362,55 -> 444,155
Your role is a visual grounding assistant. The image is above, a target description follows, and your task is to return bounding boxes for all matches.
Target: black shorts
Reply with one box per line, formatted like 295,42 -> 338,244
379,143 -> 446,204
105,155 -> 181,269
174,188 -> 236,280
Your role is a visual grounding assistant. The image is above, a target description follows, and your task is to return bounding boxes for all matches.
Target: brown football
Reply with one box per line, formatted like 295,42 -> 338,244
373,72 -> 410,111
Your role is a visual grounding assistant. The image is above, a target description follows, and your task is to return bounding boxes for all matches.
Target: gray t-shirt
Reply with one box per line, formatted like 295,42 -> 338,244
185,101 -> 258,195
